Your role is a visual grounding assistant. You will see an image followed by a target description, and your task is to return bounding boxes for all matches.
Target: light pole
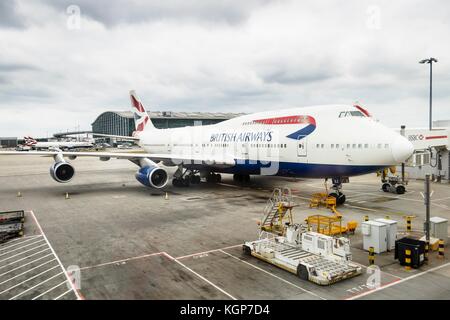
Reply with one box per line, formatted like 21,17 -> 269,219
419,57 -> 438,131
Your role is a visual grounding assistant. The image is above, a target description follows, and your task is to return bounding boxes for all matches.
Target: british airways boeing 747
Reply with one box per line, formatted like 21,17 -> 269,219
0,91 -> 414,205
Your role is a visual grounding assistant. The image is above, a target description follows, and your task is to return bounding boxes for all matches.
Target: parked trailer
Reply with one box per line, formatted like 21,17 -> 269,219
244,227 -> 362,285
0,210 -> 25,224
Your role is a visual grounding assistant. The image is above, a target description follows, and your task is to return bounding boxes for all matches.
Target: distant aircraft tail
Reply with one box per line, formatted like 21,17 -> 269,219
129,90 -> 155,136
24,136 -> 37,146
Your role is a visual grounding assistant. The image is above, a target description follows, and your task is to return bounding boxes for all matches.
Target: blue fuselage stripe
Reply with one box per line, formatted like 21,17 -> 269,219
185,160 -> 386,178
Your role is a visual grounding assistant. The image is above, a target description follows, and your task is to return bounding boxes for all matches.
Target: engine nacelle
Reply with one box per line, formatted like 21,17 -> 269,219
50,161 -> 75,183
135,165 -> 168,189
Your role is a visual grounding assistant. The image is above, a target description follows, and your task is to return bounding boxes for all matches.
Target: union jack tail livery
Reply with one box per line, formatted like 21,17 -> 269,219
24,136 -> 37,146
129,90 -> 154,136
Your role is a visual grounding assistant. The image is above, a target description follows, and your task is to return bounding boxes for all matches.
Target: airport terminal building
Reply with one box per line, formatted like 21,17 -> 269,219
91,111 -> 244,136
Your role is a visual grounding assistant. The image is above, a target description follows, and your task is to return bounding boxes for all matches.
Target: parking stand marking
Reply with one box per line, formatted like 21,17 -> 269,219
219,250 -> 326,300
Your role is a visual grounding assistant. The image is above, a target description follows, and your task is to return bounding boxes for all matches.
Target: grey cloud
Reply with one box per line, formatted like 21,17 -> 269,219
0,63 -> 38,72
262,69 -> 337,85
41,0 -> 272,27
0,0 -> 25,28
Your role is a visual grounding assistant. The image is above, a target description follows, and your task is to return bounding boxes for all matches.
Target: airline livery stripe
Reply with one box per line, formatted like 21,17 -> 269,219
254,115 -> 316,126
426,135 -> 447,140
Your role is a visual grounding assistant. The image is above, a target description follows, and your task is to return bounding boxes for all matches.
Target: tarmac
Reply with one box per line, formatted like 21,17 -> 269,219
0,154 -> 449,300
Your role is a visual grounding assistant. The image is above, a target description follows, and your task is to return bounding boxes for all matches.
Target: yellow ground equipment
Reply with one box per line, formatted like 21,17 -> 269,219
259,187 -> 295,236
309,193 -> 341,215
306,214 -> 356,236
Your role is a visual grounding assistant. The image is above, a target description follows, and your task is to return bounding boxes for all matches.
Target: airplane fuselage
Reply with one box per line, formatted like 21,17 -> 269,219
136,105 -> 413,179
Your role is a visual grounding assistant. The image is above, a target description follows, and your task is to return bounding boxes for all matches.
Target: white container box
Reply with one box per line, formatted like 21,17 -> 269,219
375,218 -> 398,251
430,217 -> 448,244
362,221 -> 388,253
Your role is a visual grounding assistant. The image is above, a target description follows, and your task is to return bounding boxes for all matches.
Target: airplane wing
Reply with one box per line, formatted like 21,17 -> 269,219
0,151 -> 236,167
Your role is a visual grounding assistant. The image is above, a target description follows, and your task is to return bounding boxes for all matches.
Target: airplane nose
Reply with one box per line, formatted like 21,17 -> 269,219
391,136 -> 414,163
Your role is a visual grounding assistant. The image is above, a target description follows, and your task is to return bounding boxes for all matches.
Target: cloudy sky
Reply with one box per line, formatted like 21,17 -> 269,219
0,0 -> 449,137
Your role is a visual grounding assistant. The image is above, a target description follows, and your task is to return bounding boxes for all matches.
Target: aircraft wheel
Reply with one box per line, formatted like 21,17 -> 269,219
182,176 -> 190,187
396,185 -> 406,194
172,179 -> 181,187
233,174 -> 240,182
337,193 -> 346,205
215,174 -> 222,183
382,183 -> 390,192
242,245 -> 252,256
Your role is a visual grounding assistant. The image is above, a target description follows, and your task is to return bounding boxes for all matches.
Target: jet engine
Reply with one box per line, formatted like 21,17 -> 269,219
135,165 -> 168,189
50,161 -> 75,183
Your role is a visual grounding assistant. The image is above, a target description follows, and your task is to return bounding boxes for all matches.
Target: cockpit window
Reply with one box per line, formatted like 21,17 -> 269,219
339,111 -> 365,118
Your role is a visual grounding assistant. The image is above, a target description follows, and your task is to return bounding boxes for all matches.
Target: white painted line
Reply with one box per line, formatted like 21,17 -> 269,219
31,280 -> 67,300
0,259 -> 57,286
0,243 -> 47,263
0,265 -> 60,295
29,210 -> 82,300
164,252 -> 237,300
343,204 -> 378,212
0,239 -> 45,257
80,252 -> 164,271
217,183 -> 240,189
0,248 -> 51,271
9,271 -> 64,300
176,244 -> 242,260
0,236 -> 43,252
219,250 -> 326,300
0,235 -> 41,246
0,253 -> 54,278
347,260 -> 450,300
54,288 -> 73,300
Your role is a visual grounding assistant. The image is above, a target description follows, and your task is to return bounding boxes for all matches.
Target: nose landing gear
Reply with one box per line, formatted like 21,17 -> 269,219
327,177 -> 348,205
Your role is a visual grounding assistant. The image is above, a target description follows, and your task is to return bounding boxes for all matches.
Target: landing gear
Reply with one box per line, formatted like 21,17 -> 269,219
233,174 -> 250,184
328,177 -> 348,205
206,173 -> 221,183
172,168 -> 201,187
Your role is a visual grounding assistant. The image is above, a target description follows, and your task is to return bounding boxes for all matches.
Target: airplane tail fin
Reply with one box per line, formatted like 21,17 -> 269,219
129,90 -> 155,136
24,136 -> 37,146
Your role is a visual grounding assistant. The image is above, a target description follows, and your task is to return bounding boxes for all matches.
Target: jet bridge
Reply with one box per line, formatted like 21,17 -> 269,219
397,127 -> 450,181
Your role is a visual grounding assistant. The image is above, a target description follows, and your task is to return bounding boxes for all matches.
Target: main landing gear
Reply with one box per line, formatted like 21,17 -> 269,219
172,168 -> 221,187
327,177 -> 347,205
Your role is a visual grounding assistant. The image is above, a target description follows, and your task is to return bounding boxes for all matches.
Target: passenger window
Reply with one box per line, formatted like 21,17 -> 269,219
352,144 -> 356,148
358,144 -> 362,148
364,143 -> 368,148
336,144 -> 339,148
385,144 -> 389,148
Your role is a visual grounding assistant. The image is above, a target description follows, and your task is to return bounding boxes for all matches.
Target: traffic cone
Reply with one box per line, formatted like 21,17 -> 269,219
65,192 -> 70,199
165,192 -> 169,200
17,191 -> 22,197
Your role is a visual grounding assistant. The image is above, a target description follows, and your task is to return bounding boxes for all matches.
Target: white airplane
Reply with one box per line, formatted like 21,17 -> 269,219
23,136 -> 94,150
0,91 -> 414,205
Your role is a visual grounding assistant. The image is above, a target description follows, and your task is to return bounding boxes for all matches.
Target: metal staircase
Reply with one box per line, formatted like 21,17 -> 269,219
260,187 -> 294,236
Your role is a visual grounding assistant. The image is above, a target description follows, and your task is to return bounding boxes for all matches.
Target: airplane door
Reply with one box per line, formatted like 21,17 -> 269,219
297,136 -> 307,157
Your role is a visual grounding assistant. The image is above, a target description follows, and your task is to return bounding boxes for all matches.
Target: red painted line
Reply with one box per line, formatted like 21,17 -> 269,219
426,135 -> 448,140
